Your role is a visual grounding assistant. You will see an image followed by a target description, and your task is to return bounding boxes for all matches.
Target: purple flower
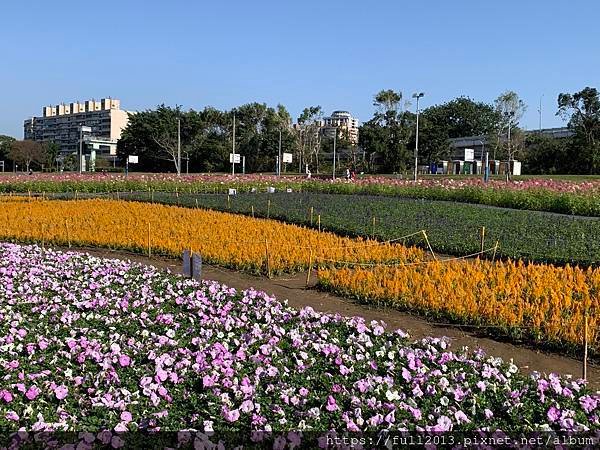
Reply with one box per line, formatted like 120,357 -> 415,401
54,385 -> 68,400
118,354 -> 131,367
547,406 -> 561,422
222,407 -> 240,422
325,395 -> 339,412
25,385 -> 40,400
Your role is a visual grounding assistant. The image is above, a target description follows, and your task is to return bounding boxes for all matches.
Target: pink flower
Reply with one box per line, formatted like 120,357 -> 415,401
25,385 -> 40,400
0,390 -> 13,403
5,411 -> 19,421
118,354 -> 131,367
325,395 -> 338,412
55,385 -> 68,400
222,407 -> 240,422
120,411 -> 132,423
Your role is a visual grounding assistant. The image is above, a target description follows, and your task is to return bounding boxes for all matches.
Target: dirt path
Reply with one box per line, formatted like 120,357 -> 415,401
58,246 -> 599,390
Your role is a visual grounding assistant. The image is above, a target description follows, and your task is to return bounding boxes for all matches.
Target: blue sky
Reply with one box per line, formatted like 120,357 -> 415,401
1,0 -> 599,138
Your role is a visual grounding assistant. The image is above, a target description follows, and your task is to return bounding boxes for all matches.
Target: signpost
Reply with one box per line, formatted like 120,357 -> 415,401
126,155 -> 138,176
229,153 -> 241,164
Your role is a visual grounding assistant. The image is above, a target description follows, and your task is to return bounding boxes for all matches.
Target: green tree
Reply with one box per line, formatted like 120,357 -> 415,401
557,87 -> 600,173
296,106 -> 323,173
0,135 -> 16,163
522,133 -> 570,174
9,140 -> 45,172
118,105 -> 200,173
359,89 -> 414,173
42,141 -> 61,171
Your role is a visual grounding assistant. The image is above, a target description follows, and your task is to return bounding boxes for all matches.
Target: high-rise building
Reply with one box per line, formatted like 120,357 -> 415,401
23,98 -> 131,158
321,110 -> 359,144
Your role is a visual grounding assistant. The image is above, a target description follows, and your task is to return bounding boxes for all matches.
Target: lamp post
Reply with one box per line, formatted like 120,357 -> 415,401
78,125 -> 92,174
278,129 -> 282,177
177,118 -> 181,176
332,128 -> 337,180
232,114 -> 236,176
478,139 -> 489,182
412,92 -> 424,182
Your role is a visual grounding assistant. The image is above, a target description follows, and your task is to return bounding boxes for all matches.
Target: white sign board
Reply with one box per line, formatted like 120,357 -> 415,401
229,153 -> 241,164
128,155 -> 139,164
282,152 -> 293,163
463,148 -> 475,162
80,126 -> 92,133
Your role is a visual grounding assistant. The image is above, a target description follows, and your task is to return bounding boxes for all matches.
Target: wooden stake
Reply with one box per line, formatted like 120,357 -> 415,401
305,249 -> 314,288
310,207 -> 314,225
195,198 -> 199,209
480,226 -> 486,254
151,190 -> 154,203
251,205 -> 255,218
492,240 -> 499,261
267,199 -> 271,219
583,311 -> 588,382
372,216 -> 376,239
65,219 -> 71,248
227,194 -> 231,209
264,239 -> 271,278
422,230 -> 438,261
317,214 -> 321,232
147,222 -> 151,257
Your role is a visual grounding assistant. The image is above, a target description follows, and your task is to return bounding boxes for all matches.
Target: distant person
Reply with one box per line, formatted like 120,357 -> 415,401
28,169 -> 33,175
351,169 -> 356,181
306,168 -> 311,179
346,168 -> 351,180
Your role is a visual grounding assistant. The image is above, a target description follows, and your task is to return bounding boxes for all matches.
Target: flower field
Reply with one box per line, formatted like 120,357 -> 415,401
120,191 -> 600,267
318,258 -> 600,355
0,243 -> 598,447
0,197 -> 423,274
3,172 -> 600,216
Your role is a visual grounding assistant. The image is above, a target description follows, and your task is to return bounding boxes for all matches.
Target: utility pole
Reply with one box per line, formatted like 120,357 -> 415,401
177,118 -> 181,176
232,114 -> 236,176
412,92 -> 424,182
278,129 -> 282,177
79,125 -> 83,174
332,129 -> 337,180
538,94 -> 543,132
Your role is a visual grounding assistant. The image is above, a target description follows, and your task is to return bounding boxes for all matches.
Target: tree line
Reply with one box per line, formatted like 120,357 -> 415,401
1,86 -> 599,175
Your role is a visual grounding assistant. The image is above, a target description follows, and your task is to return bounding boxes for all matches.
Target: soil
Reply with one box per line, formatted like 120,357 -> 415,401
58,246 -> 599,391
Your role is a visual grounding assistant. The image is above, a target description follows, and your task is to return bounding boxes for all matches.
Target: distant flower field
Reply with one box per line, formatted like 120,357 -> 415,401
2,172 -> 600,216
0,243 -> 598,447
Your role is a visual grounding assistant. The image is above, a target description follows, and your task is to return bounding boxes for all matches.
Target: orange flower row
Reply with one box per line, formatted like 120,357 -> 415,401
318,259 -> 599,351
0,198 -> 424,274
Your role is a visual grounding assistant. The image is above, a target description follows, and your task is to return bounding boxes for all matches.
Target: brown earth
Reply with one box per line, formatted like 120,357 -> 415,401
53,246 -> 599,391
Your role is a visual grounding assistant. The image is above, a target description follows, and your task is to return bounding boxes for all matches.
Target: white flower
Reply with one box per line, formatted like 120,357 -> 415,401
440,396 -> 449,406
385,389 -> 401,401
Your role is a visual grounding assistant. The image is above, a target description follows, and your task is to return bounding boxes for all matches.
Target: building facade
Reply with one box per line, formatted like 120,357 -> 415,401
23,98 -> 130,158
321,110 -> 359,144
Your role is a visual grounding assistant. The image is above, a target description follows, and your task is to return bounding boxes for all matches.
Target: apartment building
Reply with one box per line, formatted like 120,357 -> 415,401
23,98 -> 130,157
321,110 -> 359,144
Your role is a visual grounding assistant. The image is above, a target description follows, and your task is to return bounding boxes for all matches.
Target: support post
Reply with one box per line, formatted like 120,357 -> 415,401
267,199 -> 271,218
583,311 -> 588,382
264,239 -> 271,278
317,214 -> 321,232
147,222 -> 151,257
305,249 -> 314,288
310,206 -> 314,226
480,226 -> 486,254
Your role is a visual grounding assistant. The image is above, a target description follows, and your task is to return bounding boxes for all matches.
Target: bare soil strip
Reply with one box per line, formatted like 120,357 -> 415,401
48,246 -> 599,390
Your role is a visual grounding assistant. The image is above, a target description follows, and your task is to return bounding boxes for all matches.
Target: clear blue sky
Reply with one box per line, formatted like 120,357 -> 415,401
1,0 -> 599,138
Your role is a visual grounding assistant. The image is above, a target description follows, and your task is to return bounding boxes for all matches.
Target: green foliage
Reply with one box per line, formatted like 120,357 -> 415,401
557,87 -> 600,173
0,135 -> 16,161
117,103 -> 297,174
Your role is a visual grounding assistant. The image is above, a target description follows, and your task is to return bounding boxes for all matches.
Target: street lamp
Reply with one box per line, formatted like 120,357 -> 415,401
79,125 -> 92,174
477,139 -> 489,182
412,92 -> 424,182
332,128 -> 337,180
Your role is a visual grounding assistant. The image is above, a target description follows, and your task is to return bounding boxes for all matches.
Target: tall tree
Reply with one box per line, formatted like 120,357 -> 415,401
297,106 -> 323,173
118,105 -> 199,173
0,135 -> 16,165
9,140 -> 45,172
494,91 -> 527,178
557,87 -> 600,173
42,141 -> 61,171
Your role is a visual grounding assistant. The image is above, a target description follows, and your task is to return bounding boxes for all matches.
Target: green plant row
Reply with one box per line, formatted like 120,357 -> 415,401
3,178 -> 600,216
57,190 -> 600,267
